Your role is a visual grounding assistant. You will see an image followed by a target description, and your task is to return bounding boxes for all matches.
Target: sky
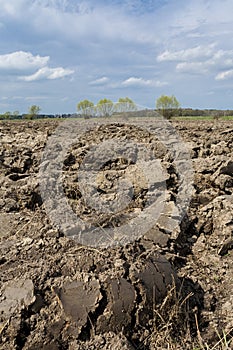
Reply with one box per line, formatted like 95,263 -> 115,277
1,0 -> 233,114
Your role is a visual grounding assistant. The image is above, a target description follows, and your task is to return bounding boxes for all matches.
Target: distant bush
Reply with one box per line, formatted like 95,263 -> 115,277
156,95 -> 180,119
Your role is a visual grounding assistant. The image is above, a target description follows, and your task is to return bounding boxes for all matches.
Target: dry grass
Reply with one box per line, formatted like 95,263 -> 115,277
139,280 -> 233,350
198,330 -> 233,350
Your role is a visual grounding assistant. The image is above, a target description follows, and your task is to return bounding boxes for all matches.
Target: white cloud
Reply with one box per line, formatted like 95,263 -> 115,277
209,50 -> 233,68
19,66 -> 74,81
154,80 -> 169,87
0,50 -> 74,81
0,1 -> 23,17
89,76 -> 109,85
25,96 -> 49,100
158,45 -> 233,77
157,44 -> 216,62
0,51 -> 49,71
215,69 -> 233,81
176,61 -> 209,74
121,77 -> 151,87
122,77 -> 168,87
0,0 -> 161,45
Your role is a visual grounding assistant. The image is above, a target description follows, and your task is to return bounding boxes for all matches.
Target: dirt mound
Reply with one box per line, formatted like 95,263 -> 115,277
0,119 -> 233,349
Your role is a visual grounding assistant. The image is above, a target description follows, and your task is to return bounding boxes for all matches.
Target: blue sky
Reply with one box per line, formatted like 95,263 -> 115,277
1,0 -> 233,114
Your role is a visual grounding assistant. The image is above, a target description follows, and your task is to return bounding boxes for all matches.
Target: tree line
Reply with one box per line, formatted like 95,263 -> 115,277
0,105 -> 41,120
1,95 -> 232,120
77,95 -> 181,119
77,97 -> 137,118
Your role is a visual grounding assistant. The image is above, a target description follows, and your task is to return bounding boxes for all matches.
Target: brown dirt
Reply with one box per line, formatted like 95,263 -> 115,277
0,118 -> 232,349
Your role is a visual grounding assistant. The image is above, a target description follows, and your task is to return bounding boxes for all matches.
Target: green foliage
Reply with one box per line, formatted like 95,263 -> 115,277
156,95 -> 180,119
26,105 -> 41,120
0,110 -> 20,120
12,110 -> 19,117
3,111 -> 11,119
116,97 -> 137,113
77,99 -> 94,118
96,98 -> 114,117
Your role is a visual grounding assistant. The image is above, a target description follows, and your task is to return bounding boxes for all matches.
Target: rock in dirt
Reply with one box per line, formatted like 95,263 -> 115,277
219,160 -> 233,176
0,279 -> 35,332
55,253 -> 178,337
54,279 -> 102,328
96,277 -> 136,334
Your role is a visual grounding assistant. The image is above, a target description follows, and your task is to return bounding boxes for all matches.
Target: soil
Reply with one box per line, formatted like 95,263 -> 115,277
0,118 -> 232,349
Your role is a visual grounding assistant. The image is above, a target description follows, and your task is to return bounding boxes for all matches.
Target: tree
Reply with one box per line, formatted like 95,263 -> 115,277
13,110 -> 19,117
115,97 -> 137,113
26,105 -> 41,119
156,95 -> 180,119
3,111 -> 11,119
0,110 -> 20,120
96,98 -> 114,117
77,99 -> 94,119
211,110 -> 221,121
